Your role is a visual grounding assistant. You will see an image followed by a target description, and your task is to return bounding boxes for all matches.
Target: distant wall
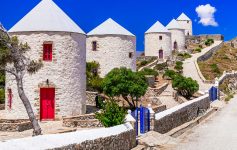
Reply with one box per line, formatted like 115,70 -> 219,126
0,123 -> 137,150
186,34 -> 224,47
154,94 -> 210,134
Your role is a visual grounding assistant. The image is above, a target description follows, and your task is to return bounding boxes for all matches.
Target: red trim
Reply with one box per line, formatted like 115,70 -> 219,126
43,44 -> 53,61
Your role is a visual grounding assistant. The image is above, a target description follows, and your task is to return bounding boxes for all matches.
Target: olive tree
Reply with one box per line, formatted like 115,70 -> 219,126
102,67 -> 148,109
0,24 -> 43,136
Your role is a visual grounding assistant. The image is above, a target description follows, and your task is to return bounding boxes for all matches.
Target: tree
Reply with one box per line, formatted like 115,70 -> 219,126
0,24 -> 43,135
174,61 -> 183,73
86,61 -> 103,92
95,100 -> 126,127
172,75 -> 199,99
138,68 -> 159,77
102,67 -> 148,109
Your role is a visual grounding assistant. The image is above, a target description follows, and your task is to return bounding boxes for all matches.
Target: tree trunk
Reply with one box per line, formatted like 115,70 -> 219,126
16,77 -> 42,136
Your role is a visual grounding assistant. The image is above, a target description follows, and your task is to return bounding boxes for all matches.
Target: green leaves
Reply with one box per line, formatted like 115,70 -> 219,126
102,67 -> 148,109
95,100 -> 126,127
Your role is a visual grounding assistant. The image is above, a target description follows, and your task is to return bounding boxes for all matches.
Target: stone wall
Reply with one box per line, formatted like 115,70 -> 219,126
0,123 -> 137,150
0,119 -> 32,132
62,113 -> 103,128
154,94 -> 210,134
145,83 -> 169,98
145,75 -> 156,88
137,56 -> 157,62
186,34 -> 224,47
152,105 -> 167,113
0,104 -> 4,110
197,42 -> 223,62
86,91 -> 98,106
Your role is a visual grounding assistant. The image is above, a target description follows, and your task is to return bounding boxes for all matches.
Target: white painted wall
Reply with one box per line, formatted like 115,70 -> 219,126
145,32 -> 172,59
177,20 -> 193,36
86,35 -> 136,77
169,29 -> 186,52
5,31 -> 86,119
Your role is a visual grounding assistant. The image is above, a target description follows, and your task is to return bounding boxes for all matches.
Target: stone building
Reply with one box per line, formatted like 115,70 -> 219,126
176,13 -> 192,36
145,21 -> 172,59
166,19 -> 186,52
87,18 -> 136,77
5,0 -> 86,120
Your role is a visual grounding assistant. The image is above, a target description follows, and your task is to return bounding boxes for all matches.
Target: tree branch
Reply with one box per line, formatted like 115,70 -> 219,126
0,66 -> 17,77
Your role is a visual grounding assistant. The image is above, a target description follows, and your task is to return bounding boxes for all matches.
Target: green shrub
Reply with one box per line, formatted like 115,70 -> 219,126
0,88 -> 4,104
140,60 -> 148,66
174,61 -> 183,72
210,64 -> 221,74
195,48 -> 202,53
155,63 -> 168,71
172,75 -> 199,99
139,68 -> 159,77
95,100 -> 126,127
163,70 -> 177,79
225,94 -> 234,102
178,53 -> 192,59
205,39 -> 214,46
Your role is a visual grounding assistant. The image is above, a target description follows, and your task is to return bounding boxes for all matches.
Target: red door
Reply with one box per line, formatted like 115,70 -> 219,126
40,88 -> 55,121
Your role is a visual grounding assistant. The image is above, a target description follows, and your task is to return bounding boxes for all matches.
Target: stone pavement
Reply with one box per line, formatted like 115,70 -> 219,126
173,95 -> 237,150
183,41 -> 223,92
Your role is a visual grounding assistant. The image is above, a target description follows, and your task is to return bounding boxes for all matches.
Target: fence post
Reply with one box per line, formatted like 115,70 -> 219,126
148,104 -> 155,131
125,110 -> 136,128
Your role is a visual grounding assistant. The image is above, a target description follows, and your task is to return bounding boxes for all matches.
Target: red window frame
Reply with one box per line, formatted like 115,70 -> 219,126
8,89 -> 13,109
43,43 -> 53,61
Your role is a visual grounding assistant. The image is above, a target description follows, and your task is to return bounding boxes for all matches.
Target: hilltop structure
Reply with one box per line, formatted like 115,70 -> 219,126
87,18 -> 136,77
145,21 -> 172,59
5,0 -> 86,120
177,13 -> 193,36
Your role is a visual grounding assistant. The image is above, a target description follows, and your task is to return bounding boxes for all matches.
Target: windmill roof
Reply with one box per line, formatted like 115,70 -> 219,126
177,13 -> 191,21
87,18 -> 135,36
9,0 -> 85,34
166,19 -> 184,30
145,21 -> 170,33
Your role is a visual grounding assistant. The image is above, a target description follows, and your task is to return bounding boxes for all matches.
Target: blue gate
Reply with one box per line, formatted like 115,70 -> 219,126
132,106 -> 150,135
209,86 -> 218,101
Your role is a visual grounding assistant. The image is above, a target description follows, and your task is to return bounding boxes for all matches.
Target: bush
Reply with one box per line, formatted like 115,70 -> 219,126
0,88 -> 4,104
139,68 -> 159,77
140,60 -> 148,66
95,100 -> 126,127
195,48 -> 202,53
155,63 -> 168,71
210,64 -> 221,74
163,70 -> 177,79
172,75 -> 199,99
205,39 -> 214,46
174,61 -> 183,72
178,53 -> 192,59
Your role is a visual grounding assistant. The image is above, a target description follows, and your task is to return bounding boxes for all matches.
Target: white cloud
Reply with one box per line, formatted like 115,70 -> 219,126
195,4 -> 218,27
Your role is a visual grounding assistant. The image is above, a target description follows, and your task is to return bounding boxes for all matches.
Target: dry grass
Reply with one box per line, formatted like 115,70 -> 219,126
198,43 -> 237,80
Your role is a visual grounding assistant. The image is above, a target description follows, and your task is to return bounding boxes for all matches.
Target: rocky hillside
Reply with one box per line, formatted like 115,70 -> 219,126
198,43 -> 237,80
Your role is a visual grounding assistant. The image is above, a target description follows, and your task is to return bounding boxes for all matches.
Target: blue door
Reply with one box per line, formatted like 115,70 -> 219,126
209,86 -> 218,101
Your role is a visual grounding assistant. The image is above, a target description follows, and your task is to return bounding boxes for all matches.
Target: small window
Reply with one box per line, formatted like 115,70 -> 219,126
187,21 -> 190,23
159,36 -> 163,40
129,52 -> 133,58
92,41 -> 97,51
43,43 -> 53,61
8,89 -> 12,109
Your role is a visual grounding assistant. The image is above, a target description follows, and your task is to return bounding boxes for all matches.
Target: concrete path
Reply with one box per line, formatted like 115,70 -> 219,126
174,95 -> 237,150
183,41 -> 223,92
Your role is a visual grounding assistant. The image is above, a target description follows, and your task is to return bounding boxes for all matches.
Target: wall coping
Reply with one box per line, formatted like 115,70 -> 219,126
0,123 -> 133,149
155,94 -> 209,120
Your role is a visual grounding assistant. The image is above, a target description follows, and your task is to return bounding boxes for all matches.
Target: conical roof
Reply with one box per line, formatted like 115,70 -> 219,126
145,21 -> 170,33
177,13 -> 191,21
166,19 -> 184,30
9,0 -> 85,34
87,18 -> 135,36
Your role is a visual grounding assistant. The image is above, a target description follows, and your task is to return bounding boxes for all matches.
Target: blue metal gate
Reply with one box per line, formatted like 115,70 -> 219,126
132,106 -> 150,135
209,86 -> 218,101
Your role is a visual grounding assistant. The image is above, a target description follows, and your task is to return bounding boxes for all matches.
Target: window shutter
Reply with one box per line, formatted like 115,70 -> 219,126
43,44 -> 53,61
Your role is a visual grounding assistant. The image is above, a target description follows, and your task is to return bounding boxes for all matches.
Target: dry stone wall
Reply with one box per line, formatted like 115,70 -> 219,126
154,94 -> 210,134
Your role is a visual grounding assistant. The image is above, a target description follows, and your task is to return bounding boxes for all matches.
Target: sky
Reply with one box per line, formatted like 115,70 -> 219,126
0,0 -> 237,51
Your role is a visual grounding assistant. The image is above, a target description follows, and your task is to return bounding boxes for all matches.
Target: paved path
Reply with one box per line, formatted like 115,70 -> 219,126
174,95 -> 237,150
183,41 -> 222,92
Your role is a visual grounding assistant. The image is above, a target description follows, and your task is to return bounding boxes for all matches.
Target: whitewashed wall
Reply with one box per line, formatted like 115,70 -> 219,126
5,31 -> 86,119
177,20 -> 193,36
86,35 -> 136,77
145,32 -> 172,58
169,29 -> 186,52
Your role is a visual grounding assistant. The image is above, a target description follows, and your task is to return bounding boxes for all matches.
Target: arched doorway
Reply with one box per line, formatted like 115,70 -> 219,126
159,49 -> 163,59
174,41 -> 178,51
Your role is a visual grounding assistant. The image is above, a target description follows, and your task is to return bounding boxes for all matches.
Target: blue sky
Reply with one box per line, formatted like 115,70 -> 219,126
0,0 -> 236,51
